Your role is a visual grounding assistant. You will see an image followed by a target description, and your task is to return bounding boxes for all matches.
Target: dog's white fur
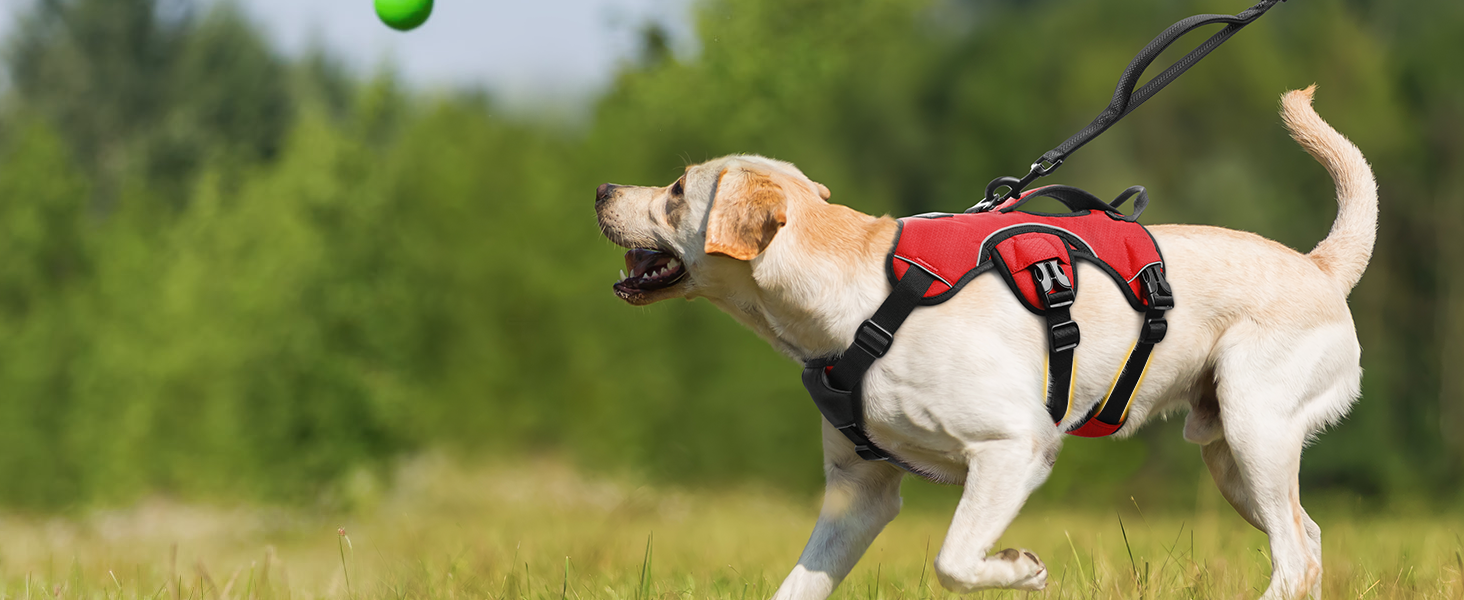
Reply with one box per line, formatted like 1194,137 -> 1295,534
594,87 -> 1375,600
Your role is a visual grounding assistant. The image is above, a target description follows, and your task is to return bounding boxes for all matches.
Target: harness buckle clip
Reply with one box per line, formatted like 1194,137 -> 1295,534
836,423 -> 889,462
1140,266 -> 1174,310
1139,317 -> 1168,344
1049,319 -> 1081,353
853,320 -> 894,358
1032,260 -> 1074,309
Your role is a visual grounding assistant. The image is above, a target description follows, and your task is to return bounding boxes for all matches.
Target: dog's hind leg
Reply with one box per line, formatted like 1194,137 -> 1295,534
1203,438 -> 1323,561
1210,325 -> 1358,599
1299,506 -> 1323,598
1201,439 -> 1262,528
1209,419 -> 1317,599
932,434 -> 1058,593
772,420 -> 905,600
1204,437 -> 1326,599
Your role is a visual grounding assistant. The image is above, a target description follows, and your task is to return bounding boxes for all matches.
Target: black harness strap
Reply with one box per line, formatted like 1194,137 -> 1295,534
825,267 -> 937,393
1032,259 -> 1080,423
970,0 -> 1289,212
1105,269 -> 1174,415
1068,266 -> 1173,435
802,266 -> 936,468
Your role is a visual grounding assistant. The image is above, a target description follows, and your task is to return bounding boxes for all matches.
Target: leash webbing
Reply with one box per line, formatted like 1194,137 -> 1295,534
970,0 -> 1289,212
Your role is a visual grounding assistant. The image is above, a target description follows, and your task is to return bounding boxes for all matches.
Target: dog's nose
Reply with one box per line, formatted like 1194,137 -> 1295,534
596,183 -> 617,206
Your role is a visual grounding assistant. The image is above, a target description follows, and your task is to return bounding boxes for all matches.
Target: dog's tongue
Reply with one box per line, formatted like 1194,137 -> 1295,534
624,248 -> 655,270
625,248 -> 669,276
624,249 -> 653,273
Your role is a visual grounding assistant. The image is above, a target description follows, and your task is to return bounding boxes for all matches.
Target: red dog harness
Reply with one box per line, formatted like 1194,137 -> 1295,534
803,186 -> 1174,474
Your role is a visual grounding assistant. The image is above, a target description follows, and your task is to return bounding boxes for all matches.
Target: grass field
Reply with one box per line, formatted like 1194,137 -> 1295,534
0,456 -> 1459,600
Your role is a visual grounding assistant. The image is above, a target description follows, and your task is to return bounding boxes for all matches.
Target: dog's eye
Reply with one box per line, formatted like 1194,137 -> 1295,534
670,178 -> 684,196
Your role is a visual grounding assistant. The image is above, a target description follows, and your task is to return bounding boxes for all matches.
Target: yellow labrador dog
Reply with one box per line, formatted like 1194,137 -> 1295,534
594,87 -> 1374,600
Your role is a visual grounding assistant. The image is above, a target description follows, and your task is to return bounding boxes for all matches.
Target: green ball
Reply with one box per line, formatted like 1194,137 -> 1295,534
375,0 -> 433,31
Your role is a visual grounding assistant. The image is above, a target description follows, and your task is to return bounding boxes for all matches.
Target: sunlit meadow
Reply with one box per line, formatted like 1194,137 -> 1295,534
0,457 -> 1457,600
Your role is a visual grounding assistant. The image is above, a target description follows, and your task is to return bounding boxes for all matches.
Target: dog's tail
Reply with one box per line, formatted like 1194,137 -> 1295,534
1282,86 -> 1378,293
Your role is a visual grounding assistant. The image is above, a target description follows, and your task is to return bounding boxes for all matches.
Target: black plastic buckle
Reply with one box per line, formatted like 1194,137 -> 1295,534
1140,266 -> 1174,311
1049,319 -> 1081,353
1032,260 -> 1074,309
837,424 -> 889,462
1139,317 -> 1168,344
853,320 -> 894,358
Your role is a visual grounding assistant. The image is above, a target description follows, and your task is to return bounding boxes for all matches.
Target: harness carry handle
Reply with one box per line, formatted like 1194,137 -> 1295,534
969,0 -> 1288,213
1107,186 -> 1149,222
1000,185 -> 1149,222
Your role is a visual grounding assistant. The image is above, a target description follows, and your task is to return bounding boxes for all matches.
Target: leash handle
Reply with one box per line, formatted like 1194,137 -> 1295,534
997,185 -> 1150,222
969,0 -> 1288,213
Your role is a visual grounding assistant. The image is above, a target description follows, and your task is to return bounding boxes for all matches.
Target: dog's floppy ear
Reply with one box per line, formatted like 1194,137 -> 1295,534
705,167 -> 788,260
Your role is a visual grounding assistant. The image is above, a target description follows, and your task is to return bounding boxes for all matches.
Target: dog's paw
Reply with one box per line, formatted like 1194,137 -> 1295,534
936,547 -> 1048,593
994,548 -> 1047,591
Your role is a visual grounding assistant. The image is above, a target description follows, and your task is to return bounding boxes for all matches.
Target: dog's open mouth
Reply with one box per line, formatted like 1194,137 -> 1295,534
614,248 -> 687,298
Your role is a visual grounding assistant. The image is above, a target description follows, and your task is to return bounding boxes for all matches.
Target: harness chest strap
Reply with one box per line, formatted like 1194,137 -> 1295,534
802,266 -> 936,471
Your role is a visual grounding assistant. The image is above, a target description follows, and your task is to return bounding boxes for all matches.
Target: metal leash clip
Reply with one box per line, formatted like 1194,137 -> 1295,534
967,159 -> 1062,213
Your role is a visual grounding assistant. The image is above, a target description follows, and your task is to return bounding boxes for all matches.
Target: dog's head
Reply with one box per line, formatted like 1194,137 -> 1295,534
594,155 -> 833,306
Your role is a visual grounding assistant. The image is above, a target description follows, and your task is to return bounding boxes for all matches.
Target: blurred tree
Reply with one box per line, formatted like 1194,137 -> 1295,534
150,2 -> 292,202
0,0 -> 1457,509
1356,0 -> 1464,493
0,121 -> 92,505
5,0 -> 291,209
6,0 -> 183,207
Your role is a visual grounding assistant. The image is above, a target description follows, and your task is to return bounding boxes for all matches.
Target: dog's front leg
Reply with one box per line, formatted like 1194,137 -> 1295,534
771,420 -> 904,600
934,436 -> 1055,592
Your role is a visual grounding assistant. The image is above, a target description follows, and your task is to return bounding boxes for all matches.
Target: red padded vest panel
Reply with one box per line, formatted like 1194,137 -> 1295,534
887,189 -> 1165,313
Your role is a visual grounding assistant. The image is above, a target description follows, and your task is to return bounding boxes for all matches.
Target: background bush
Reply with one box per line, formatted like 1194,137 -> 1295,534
0,0 -> 1460,510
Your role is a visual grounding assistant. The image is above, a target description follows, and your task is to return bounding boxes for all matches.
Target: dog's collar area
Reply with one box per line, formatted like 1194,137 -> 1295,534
800,187 -> 1174,478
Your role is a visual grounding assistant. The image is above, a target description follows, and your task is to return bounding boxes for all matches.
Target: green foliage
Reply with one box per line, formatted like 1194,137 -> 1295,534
5,0 -> 292,207
0,0 -> 1459,508
0,122 -> 92,506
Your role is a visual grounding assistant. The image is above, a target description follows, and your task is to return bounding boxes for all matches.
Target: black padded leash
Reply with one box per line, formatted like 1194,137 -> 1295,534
969,0 -> 1289,213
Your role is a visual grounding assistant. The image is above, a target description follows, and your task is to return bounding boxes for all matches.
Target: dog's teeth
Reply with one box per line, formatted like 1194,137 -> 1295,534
619,269 -> 627,281
668,259 -> 680,270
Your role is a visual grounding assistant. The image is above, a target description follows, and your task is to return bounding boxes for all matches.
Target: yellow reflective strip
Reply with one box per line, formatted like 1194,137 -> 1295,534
1065,354 -> 1079,419
1071,354 -> 1083,406
1042,353 -> 1050,409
